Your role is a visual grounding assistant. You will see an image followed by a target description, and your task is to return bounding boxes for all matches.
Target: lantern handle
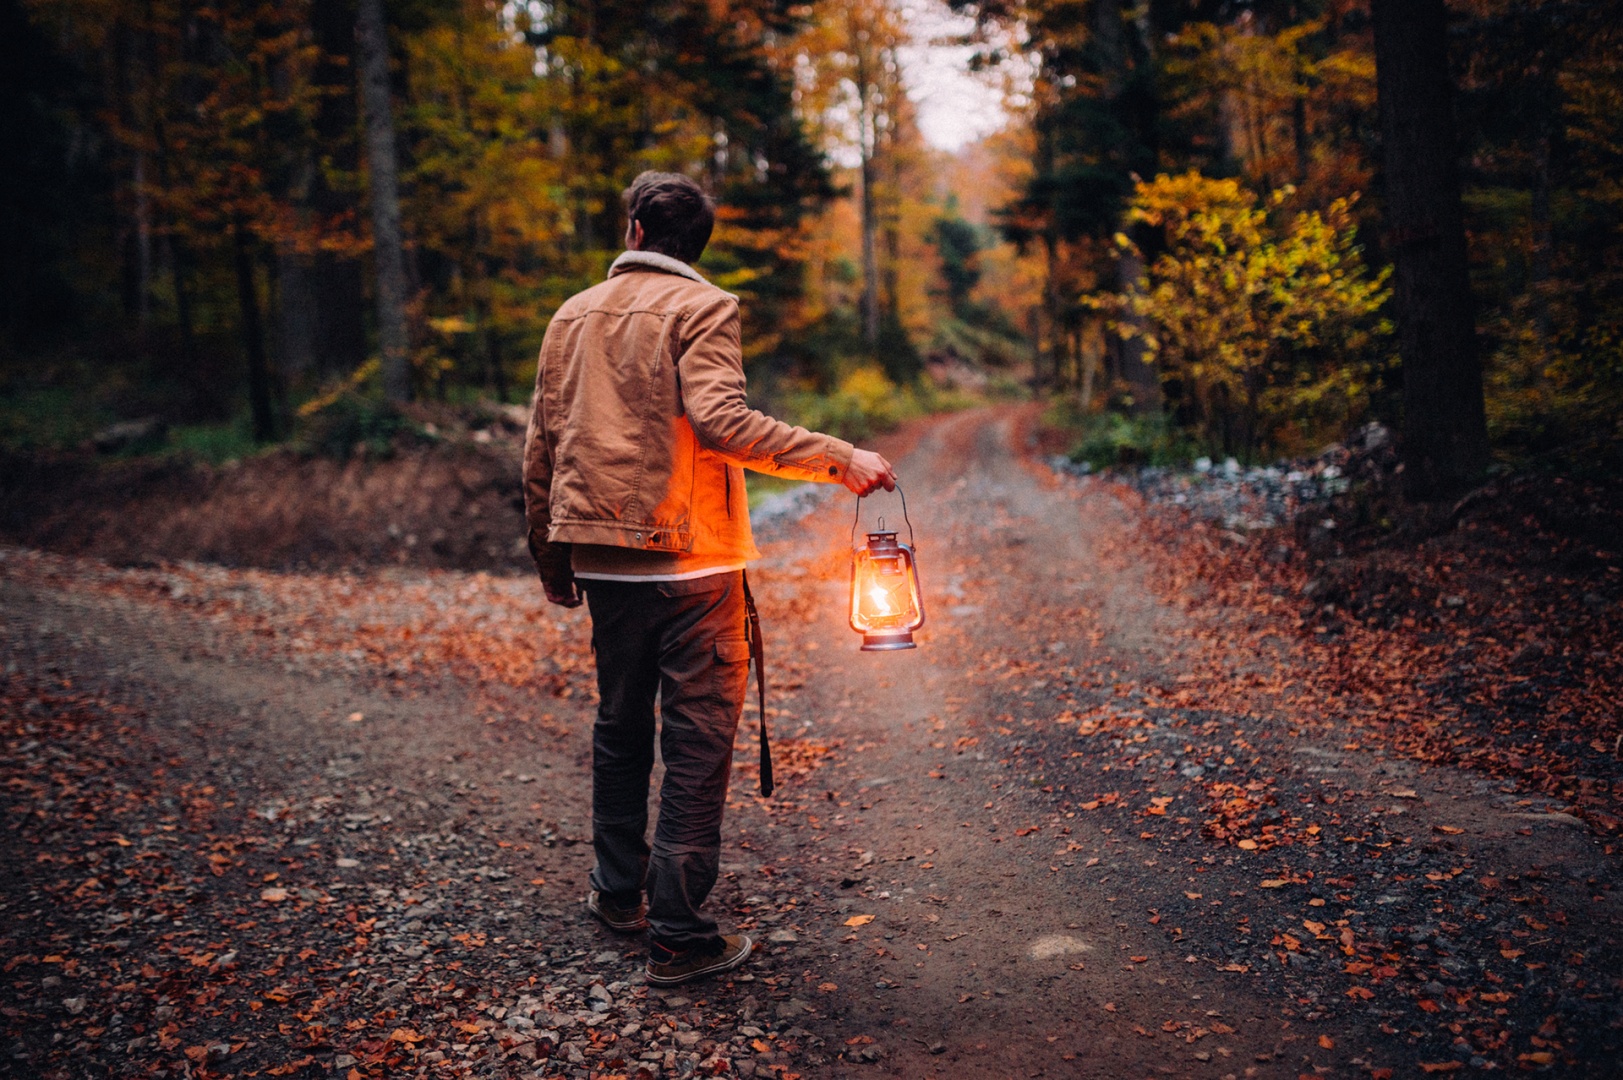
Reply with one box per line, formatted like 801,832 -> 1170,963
851,483 -> 915,549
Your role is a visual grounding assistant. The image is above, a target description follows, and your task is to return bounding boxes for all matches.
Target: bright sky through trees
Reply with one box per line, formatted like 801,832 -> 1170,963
896,0 -> 1014,150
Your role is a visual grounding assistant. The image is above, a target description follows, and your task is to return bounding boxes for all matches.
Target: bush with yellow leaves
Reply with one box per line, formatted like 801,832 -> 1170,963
1092,171 -> 1393,459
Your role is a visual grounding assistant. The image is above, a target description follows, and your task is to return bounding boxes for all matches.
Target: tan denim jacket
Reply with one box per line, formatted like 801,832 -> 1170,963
523,251 -> 854,585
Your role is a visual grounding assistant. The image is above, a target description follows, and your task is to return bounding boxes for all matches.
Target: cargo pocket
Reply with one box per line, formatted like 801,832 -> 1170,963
714,637 -> 750,664
710,636 -> 752,721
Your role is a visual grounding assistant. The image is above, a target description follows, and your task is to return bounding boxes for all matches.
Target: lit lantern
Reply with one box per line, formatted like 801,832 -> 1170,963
849,491 -> 925,651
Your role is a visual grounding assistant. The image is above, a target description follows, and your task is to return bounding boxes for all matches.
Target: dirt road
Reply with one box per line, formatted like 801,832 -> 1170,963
3,407 -> 1619,1078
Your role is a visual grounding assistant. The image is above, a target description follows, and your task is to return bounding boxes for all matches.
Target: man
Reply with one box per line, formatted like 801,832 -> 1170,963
523,171 -> 897,986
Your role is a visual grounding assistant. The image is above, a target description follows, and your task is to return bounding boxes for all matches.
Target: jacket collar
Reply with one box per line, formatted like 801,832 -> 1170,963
608,249 -> 710,285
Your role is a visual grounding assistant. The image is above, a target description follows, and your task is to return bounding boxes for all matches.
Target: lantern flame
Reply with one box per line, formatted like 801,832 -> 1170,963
867,580 -> 895,615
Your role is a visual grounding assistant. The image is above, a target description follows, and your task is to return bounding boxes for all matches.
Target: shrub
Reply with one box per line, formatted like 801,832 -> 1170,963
294,393 -> 410,460
1090,171 -> 1393,460
782,366 -> 923,443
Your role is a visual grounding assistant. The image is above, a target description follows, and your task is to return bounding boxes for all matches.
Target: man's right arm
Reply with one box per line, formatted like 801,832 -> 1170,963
521,354 -> 581,607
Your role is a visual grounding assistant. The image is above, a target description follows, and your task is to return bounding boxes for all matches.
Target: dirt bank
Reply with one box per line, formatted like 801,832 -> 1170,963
1,429 -> 530,574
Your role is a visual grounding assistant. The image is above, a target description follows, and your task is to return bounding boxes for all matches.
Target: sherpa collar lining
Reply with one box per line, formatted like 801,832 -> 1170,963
608,249 -> 710,286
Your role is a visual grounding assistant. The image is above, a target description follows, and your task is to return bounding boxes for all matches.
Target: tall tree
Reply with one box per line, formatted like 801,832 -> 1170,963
1371,0 -> 1488,497
355,0 -> 411,403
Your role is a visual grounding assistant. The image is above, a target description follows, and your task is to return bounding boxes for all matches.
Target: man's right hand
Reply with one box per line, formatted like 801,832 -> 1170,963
543,576 -> 583,608
844,448 -> 897,496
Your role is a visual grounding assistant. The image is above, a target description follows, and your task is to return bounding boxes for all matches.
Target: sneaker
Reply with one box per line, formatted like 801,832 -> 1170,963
645,934 -> 755,987
586,890 -> 648,933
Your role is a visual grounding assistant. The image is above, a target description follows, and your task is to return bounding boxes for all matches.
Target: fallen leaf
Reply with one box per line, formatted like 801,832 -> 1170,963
1318,1035 -> 1335,1049
1259,878 -> 1288,889
844,915 -> 875,927
1433,825 -> 1464,835
1236,839 -> 1258,850
388,1028 -> 425,1044
1418,1063 -> 1461,1073
260,887 -> 289,903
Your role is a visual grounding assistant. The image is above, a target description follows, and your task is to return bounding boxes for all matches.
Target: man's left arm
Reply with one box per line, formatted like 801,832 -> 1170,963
677,294 -> 855,483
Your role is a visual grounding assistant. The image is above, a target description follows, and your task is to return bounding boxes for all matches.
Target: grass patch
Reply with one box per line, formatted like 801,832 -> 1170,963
167,417 -> 260,464
1047,402 -> 1201,470
0,385 -> 111,452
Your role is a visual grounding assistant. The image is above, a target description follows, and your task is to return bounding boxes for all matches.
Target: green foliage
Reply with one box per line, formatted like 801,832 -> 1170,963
293,393 -> 412,461
0,384 -> 105,453
1050,402 -> 1198,471
166,418 -> 260,465
781,366 -> 925,443
934,213 -> 983,314
930,313 -> 1032,370
1091,171 -> 1392,459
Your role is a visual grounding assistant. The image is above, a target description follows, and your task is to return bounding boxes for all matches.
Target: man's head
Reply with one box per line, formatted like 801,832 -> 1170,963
622,171 -> 715,264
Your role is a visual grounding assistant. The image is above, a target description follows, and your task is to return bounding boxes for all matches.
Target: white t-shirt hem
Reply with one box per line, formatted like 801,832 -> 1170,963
572,563 -> 746,583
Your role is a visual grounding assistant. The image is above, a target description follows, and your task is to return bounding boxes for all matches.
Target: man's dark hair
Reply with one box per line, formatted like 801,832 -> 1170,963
623,171 -> 715,264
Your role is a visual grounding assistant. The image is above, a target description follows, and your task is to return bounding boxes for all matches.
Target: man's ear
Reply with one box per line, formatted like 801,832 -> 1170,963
626,219 -> 645,251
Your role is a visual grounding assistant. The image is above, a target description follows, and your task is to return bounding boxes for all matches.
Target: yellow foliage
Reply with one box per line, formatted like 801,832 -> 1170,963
1091,171 -> 1392,456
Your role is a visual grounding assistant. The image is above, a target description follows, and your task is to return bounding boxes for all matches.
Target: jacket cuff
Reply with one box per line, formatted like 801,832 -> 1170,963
816,437 -> 856,484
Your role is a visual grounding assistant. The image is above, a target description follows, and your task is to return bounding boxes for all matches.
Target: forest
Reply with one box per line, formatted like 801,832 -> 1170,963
5,4 -> 1623,1077
2,0 -> 1621,490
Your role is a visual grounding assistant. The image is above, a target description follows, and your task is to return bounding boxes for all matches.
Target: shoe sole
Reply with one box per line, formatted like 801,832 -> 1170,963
645,935 -> 755,987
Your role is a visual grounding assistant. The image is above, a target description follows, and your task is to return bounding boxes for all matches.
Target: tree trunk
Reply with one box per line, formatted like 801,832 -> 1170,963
1096,0 -> 1159,413
1371,0 -> 1488,498
133,152 -> 152,327
856,51 -> 880,352
234,219 -> 277,442
355,0 -> 411,403
1116,245 -> 1159,412
165,231 -> 199,373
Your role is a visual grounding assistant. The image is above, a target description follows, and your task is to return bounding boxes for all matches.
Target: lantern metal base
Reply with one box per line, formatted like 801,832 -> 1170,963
860,631 -> 916,652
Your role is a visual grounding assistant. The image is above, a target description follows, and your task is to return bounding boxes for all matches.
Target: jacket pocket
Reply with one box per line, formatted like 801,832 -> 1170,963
714,637 -> 750,664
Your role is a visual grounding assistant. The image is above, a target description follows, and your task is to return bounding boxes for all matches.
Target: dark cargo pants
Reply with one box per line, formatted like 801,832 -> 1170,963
582,572 -> 750,952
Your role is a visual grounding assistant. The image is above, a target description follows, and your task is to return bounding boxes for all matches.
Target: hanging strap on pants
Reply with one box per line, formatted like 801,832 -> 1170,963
740,571 -> 772,797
